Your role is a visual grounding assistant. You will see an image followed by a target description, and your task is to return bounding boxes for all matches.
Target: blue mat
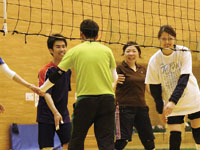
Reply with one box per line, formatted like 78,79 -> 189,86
10,124 -> 62,150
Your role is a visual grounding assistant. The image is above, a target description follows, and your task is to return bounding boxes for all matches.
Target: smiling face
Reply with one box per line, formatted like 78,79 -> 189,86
124,45 -> 139,64
49,40 -> 66,61
159,32 -> 176,49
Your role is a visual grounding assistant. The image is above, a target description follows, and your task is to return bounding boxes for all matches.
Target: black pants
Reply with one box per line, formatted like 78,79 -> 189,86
38,122 -> 71,149
69,94 -> 115,150
115,106 -> 155,150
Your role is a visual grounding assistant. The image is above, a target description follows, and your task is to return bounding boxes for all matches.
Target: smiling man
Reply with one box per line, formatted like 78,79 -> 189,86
37,34 -> 71,150
39,19 -> 118,150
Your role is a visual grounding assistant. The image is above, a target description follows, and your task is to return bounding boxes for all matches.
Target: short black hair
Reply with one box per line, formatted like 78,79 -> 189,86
80,19 -> 99,38
47,34 -> 67,49
158,25 -> 176,39
122,41 -> 141,57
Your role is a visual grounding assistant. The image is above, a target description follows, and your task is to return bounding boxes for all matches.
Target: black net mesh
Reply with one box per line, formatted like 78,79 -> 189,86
0,0 -> 200,52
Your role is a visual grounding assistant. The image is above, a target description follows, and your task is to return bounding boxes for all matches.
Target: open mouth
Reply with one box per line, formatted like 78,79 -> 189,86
59,52 -> 65,56
128,57 -> 135,61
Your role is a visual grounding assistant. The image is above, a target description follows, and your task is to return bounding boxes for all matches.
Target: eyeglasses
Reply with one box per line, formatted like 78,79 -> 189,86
160,37 -> 175,42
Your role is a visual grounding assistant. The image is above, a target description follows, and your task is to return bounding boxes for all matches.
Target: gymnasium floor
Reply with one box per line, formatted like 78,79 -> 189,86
84,132 -> 196,150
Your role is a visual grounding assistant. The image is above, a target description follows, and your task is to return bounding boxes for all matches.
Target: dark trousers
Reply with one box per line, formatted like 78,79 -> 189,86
68,94 -> 115,150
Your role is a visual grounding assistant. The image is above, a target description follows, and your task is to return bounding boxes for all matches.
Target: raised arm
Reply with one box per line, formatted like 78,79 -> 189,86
13,74 -> 41,95
0,63 -> 42,95
0,63 -> 16,79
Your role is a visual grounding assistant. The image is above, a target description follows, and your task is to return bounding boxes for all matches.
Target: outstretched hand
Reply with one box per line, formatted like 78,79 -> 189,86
29,84 -> 45,96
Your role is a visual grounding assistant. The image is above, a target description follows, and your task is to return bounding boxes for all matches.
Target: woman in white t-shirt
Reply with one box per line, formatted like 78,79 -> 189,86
0,57 -> 41,112
145,25 -> 200,150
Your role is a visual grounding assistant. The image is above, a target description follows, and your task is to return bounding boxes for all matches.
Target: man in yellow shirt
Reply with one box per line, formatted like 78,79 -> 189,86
40,19 -> 118,150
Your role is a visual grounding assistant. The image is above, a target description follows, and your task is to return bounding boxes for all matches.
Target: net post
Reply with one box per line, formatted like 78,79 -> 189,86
3,0 -> 8,34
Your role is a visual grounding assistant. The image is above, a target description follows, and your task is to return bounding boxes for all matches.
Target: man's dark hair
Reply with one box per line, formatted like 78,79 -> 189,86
158,25 -> 176,39
47,34 -> 67,49
80,19 -> 99,38
122,41 -> 141,58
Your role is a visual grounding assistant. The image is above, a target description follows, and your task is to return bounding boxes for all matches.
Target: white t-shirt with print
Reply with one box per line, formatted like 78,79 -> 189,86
145,45 -> 200,116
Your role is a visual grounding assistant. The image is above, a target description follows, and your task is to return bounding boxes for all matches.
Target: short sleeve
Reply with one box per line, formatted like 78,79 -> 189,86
116,65 -> 126,75
145,59 -> 160,84
58,49 -> 74,71
0,57 -> 4,64
38,70 -> 45,87
38,68 -> 53,94
180,51 -> 192,75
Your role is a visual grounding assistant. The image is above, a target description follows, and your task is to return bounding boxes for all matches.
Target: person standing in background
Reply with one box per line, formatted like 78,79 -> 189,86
115,41 -> 155,150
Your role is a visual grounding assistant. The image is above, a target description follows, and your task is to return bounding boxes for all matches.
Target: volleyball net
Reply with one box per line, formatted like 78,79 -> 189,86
1,0 -> 200,52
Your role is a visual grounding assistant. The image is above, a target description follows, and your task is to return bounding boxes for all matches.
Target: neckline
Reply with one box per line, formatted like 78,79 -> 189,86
160,49 -> 175,58
122,61 -> 139,72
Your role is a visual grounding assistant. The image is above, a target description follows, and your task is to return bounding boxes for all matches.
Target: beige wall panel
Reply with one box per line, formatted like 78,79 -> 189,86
0,0 -> 200,149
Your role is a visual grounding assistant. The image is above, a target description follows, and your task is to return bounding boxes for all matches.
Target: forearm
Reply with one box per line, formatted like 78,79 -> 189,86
40,67 -> 65,92
39,79 -> 54,92
0,63 -> 34,89
13,74 -> 31,89
169,74 -> 189,104
149,84 -> 164,114
44,93 -> 59,115
111,68 -> 118,89
145,84 -> 150,94
0,63 -> 16,79
112,80 -> 118,90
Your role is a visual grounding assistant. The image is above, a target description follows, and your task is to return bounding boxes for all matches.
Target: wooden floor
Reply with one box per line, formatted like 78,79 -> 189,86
84,132 -> 196,150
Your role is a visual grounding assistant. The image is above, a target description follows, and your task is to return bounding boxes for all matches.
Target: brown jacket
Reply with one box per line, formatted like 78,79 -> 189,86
115,61 -> 147,107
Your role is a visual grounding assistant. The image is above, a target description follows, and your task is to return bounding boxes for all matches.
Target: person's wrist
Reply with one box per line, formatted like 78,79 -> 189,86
169,100 -> 176,105
27,83 -> 32,89
53,111 -> 59,115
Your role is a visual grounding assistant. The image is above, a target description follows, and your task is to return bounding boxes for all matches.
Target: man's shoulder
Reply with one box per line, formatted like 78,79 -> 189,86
70,42 -> 87,50
72,41 -> 111,50
39,62 -> 56,75
96,42 -> 111,50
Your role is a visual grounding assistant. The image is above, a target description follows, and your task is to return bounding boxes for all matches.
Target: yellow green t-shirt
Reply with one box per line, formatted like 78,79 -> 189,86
58,41 -> 116,97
